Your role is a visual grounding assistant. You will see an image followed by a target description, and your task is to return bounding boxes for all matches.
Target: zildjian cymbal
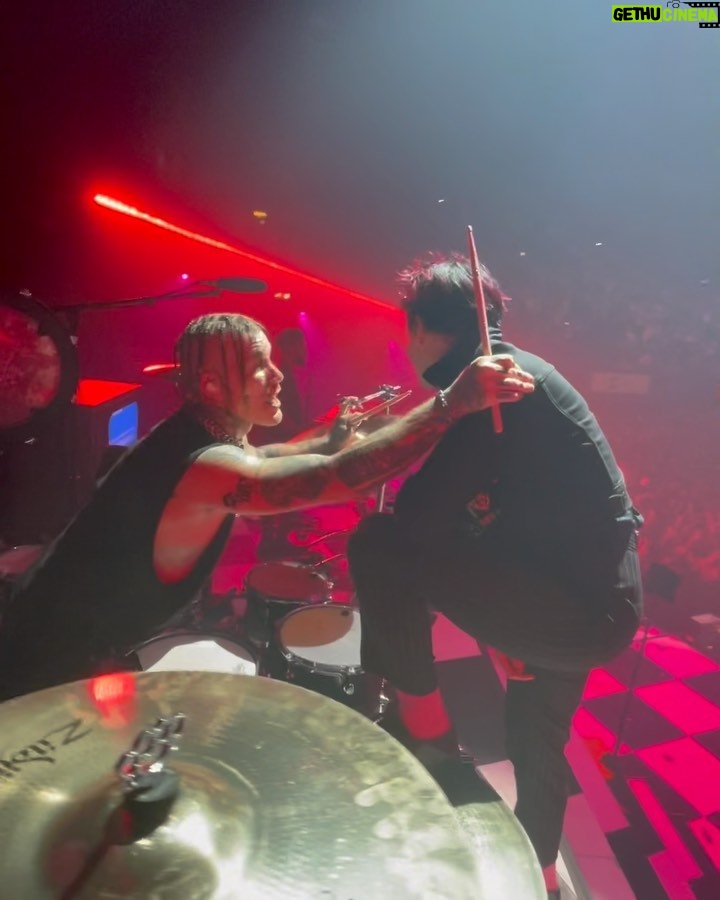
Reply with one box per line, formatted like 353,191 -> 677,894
0,672 -> 487,899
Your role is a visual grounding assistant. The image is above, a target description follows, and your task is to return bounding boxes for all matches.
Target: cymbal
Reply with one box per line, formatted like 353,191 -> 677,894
0,672 -> 482,899
454,797 -> 546,898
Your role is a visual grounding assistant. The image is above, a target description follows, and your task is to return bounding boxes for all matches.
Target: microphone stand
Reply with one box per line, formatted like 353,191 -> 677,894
374,406 -> 393,515
56,280 -> 236,313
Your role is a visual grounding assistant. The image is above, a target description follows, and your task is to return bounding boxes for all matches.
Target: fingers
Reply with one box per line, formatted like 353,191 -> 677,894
491,354 -> 515,370
487,370 -> 535,407
481,356 -> 534,387
501,374 -> 534,391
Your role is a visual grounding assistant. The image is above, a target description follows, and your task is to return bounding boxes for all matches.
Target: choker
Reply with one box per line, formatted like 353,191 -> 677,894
190,409 -> 246,450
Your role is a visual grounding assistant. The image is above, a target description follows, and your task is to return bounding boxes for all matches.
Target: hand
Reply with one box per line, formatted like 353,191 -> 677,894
326,397 -> 364,452
446,354 -> 535,418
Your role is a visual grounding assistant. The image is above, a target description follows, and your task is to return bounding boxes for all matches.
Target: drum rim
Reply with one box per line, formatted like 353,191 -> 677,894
132,628 -> 256,657
279,649 -> 363,677
245,560 -> 332,601
279,604 -> 358,625
277,605 -> 361,675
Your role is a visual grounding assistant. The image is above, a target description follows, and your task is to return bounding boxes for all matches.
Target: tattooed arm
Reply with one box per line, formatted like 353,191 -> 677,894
174,355 -> 534,516
258,398 -> 360,458
257,432 -> 336,459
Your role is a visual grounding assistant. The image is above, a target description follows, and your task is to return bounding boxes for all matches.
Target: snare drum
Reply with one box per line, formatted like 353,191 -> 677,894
133,630 -> 257,676
276,605 -> 363,703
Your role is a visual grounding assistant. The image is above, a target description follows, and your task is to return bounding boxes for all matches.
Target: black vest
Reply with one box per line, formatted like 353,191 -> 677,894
0,409 -> 233,700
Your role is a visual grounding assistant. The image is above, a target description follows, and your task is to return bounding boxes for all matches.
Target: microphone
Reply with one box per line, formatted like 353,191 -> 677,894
210,277 -> 268,294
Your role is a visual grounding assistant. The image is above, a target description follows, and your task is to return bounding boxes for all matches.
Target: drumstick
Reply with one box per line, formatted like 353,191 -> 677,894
467,226 -> 503,434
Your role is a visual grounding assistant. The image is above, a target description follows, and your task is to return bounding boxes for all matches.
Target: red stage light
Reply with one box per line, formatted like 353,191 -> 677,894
89,672 -> 136,707
74,378 -> 141,407
142,363 -> 179,375
93,194 -> 400,315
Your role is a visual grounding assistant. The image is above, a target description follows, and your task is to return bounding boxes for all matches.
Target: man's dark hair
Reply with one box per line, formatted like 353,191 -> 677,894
399,253 -> 508,338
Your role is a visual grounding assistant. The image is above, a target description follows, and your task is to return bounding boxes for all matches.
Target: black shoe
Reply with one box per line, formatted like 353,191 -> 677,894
371,703 -> 493,808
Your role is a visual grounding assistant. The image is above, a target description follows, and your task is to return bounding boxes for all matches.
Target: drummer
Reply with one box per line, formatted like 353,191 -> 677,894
0,312 -> 534,703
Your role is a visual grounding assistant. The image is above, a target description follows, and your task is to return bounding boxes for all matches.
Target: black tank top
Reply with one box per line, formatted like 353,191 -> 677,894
0,408 -> 233,701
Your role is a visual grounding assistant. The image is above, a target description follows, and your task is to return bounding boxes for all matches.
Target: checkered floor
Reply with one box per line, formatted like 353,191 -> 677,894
574,629 -> 720,899
214,526 -> 720,898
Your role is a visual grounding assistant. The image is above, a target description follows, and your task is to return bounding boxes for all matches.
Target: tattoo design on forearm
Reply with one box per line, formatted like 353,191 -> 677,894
259,467 -> 330,508
335,414 -> 447,489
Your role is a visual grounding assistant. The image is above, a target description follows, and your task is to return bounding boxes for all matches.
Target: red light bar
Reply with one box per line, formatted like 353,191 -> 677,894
93,194 -> 400,314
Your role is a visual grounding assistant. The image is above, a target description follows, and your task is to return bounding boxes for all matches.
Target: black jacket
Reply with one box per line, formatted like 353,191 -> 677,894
394,330 -> 641,589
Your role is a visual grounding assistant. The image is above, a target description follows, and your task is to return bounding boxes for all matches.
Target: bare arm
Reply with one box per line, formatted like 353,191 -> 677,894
258,398 -> 359,458
175,356 -> 534,516
258,433 -> 336,458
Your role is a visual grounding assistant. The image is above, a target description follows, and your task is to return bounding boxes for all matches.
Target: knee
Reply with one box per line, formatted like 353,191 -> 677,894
347,514 -> 398,566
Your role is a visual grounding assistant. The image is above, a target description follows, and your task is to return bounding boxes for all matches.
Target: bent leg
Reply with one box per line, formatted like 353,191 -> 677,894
505,668 -> 588,868
347,514 -> 437,694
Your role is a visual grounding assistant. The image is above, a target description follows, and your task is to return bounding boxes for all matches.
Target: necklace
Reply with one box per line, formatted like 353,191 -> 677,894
191,408 -> 246,450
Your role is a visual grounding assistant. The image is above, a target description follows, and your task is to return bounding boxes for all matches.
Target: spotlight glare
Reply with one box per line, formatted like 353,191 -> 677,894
92,194 -> 397,313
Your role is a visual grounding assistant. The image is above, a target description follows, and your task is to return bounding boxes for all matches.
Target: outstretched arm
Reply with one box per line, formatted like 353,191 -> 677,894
258,398 -> 360,458
174,356 -> 534,516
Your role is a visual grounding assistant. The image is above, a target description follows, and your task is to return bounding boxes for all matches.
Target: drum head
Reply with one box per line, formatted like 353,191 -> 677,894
279,606 -> 361,669
0,292 -> 78,441
135,632 -> 257,676
246,562 -> 329,602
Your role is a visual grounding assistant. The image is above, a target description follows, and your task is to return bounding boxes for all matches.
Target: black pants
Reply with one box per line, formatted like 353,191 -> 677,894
347,514 -> 642,867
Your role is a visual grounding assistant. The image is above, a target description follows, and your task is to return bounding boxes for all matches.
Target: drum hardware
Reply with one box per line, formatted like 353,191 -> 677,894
311,551 -> 345,567
301,528 -> 351,548
298,384 -> 410,440
332,384 -> 412,425
111,714 -> 185,841
352,389 -> 413,427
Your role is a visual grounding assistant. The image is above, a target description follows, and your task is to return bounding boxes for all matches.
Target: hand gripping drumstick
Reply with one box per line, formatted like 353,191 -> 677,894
467,225 -> 503,434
